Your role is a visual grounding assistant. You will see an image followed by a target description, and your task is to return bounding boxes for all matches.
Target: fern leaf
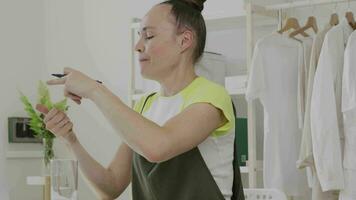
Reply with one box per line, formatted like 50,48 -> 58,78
53,98 -> 68,111
19,92 -> 44,137
38,81 -> 52,109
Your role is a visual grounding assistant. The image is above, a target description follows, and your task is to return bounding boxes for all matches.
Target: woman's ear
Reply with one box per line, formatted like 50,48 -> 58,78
178,29 -> 194,53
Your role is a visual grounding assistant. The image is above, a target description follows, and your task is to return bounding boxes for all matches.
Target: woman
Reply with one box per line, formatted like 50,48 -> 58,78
36,0 -> 243,199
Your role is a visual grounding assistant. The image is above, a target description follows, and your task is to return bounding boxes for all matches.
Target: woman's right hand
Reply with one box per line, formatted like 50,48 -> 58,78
36,104 -> 77,145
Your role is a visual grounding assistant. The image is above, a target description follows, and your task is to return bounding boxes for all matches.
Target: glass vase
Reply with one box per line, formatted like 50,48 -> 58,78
51,159 -> 78,200
42,137 -> 54,200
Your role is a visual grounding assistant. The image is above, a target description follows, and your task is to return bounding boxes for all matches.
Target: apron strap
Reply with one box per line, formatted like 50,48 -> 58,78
139,93 -> 157,114
231,102 -> 245,200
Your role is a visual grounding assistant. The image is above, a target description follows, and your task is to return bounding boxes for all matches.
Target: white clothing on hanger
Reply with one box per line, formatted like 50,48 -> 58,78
294,29 -> 315,130
311,172 -> 339,200
342,31 -> 356,113
339,169 -> 356,200
296,37 -> 313,130
298,24 -> 332,169
296,35 -> 314,189
246,32 -> 308,196
310,18 -> 353,192
340,31 -> 356,200
298,24 -> 340,200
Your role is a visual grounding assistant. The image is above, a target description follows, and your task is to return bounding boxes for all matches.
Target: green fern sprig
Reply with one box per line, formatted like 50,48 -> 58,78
38,81 -> 53,110
19,92 -> 45,138
19,81 -> 69,166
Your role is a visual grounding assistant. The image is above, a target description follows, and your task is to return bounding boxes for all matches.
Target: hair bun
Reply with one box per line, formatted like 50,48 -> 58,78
183,0 -> 206,12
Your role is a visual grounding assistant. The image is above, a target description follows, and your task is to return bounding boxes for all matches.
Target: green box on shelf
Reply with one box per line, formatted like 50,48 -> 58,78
235,118 -> 248,166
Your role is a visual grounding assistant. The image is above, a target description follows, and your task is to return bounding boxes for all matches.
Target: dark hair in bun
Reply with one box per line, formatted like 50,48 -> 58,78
183,0 -> 206,12
160,0 -> 207,64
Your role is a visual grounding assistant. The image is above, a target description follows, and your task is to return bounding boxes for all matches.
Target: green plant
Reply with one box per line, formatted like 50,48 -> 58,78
19,81 -> 69,166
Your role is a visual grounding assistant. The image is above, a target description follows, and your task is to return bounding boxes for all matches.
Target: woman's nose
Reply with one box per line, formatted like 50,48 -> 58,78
135,38 -> 145,53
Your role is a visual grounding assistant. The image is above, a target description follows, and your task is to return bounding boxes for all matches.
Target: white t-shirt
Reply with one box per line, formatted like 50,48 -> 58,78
310,18 -> 353,191
246,32 -> 308,196
134,77 -> 235,200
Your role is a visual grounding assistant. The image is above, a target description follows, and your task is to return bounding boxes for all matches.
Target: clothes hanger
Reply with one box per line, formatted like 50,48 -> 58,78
278,17 -> 309,36
289,16 -> 318,38
329,2 -> 340,26
290,0 -> 318,38
329,13 -> 339,26
345,12 -> 356,29
345,0 -> 356,29
277,0 -> 309,37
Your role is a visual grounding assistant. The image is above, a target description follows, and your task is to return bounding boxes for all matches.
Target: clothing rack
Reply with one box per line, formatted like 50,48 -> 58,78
244,0 -> 356,188
266,0 -> 355,10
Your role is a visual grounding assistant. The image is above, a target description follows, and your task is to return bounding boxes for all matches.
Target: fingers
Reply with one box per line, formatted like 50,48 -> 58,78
55,117 -> 70,129
36,104 -> 49,114
64,90 -> 82,105
43,109 -> 74,138
69,94 -> 82,104
51,120 -> 73,138
44,108 -> 59,123
64,67 -> 75,75
51,119 -> 72,136
72,99 -> 82,105
45,112 -> 66,130
47,77 -> 66,85
59,122 -> 74,140
64,90 -> 82,100
47,67 -> 72,85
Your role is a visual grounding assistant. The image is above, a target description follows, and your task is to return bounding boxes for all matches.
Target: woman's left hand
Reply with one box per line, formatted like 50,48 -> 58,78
47,67 -> 99,104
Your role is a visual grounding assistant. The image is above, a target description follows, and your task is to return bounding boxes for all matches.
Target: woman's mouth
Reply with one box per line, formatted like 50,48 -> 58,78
139,58 -> 149,63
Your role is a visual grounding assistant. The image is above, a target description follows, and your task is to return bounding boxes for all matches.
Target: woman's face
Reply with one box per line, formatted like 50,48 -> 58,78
135,4 -> 184,81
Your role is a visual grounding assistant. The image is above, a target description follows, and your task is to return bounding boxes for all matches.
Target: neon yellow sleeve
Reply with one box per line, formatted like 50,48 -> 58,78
183,83 -> 235,137
133,97 -> 145,113
133,93 -> 157,114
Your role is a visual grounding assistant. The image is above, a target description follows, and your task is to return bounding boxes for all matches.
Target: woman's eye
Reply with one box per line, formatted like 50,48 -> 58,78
145,36 -> 154,40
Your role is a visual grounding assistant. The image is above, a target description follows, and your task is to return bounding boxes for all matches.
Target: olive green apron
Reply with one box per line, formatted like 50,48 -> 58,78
132,93 -> 244,200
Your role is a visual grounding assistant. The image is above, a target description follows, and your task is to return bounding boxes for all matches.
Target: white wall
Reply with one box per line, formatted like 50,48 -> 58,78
0,0 -> 46,199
